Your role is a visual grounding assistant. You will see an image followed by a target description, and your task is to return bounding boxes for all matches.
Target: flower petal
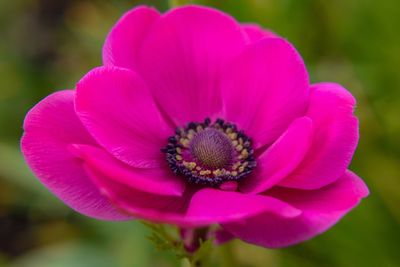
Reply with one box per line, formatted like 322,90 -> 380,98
242,23 -> 278,42
279,83 -> 359,189
84,164 -> 300,227
186,188 -> 301,224
222,171 -> 368,248
221,38 -> 309,148
215,229 -> 236,245
240,117 -> 313,193
21,90 -> 130,220
102,6 -> 160,70
84,166 -> 196,226
137,5 -> 248,126
69,144 -> 185,197
75,66 -> 172,168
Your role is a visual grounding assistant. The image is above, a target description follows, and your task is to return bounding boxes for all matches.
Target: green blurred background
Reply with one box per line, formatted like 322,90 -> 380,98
1,0 -> 399,266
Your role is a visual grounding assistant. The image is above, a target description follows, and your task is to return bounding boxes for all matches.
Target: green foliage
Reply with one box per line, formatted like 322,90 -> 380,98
169,0 -> 193,7
142,222 -> 215,267
190,239 -> 214,267
142,222 -> 188,260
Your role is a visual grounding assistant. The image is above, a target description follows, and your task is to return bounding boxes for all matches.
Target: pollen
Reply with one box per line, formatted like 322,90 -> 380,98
236,144 -> 244,151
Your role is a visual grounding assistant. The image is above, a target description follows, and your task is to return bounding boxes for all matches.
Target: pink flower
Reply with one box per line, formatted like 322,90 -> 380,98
21,5 -> 368,248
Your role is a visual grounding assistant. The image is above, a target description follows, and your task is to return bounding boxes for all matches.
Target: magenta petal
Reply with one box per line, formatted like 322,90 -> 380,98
279,83 -> 359,189
240,117 -> 313,193
223,171 -> 368,248
215,229 -> 236,245
242,24 -> 278,42
103,6 -> 160,70
187,189 -> 301,225
269,170 -> 369,212
221,38 -> 309,148
138,5 -> 248,126
75,66 -> 172,168
84,165 -> 300,226
69,144 -> 185,197
84,166 -> 199,226
21,90 -> 130,220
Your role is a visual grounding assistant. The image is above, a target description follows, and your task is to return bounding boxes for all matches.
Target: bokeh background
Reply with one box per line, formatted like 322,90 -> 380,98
1,0 -> 399,266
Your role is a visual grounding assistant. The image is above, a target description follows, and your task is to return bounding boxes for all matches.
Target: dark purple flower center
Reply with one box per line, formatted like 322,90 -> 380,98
190,128 -> 233,169
162,118 -> 256,186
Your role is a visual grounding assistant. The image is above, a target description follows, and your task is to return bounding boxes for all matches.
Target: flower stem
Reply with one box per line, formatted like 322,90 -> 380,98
169,0 -> 193,7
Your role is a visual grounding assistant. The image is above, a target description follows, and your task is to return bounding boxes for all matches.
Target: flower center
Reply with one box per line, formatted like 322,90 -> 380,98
190,128 -> 233,169
162,118 -> 256,186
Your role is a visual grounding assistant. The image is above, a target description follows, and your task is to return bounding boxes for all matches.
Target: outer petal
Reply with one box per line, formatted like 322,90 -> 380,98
223,171 -> 369,248
75,66 -> 172,168
242,23 -> 278,42
279,83 -> 359,189
21,90 -> 130,220
138,5 -> 248,126
240,117 -> 313,193
69,144 -> 185,197
102,6 -> 160,70
186,189 -> 301,224
85,166 -> 300,227
215,229 -> 236,245
221,38 -> 309,148
85,166 -> 192,225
